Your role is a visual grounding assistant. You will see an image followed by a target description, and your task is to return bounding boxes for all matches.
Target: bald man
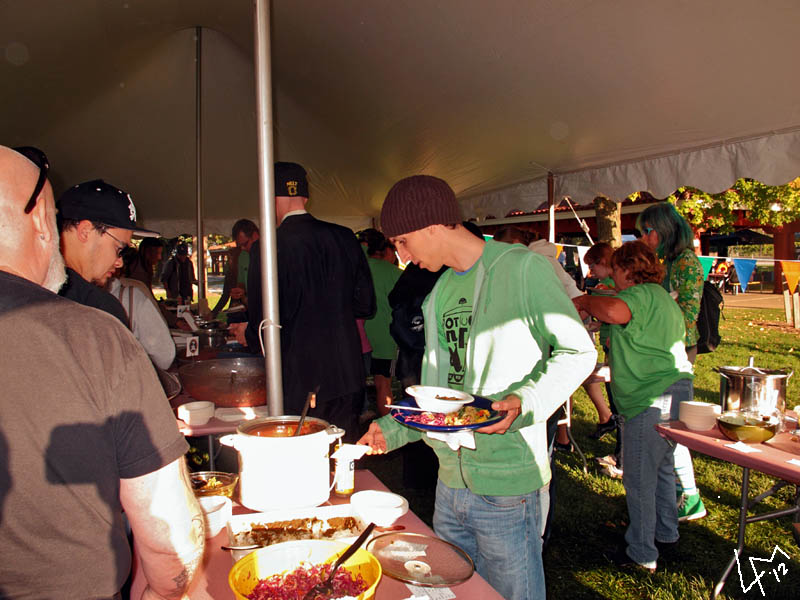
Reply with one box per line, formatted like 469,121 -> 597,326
0,146 -> 203,600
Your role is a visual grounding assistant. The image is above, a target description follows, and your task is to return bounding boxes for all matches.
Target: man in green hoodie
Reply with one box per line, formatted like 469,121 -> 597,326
358,175 -> 597,600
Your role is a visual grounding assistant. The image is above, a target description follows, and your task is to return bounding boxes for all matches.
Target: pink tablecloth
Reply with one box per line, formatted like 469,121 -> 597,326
129,470 -> 504,599
656,421 -> 800,484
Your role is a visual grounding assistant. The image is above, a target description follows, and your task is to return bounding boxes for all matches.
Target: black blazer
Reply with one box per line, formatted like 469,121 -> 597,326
246,214 -> 375,413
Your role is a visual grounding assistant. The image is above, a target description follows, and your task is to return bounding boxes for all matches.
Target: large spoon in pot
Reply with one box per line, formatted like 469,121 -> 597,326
294,385 -> 319,436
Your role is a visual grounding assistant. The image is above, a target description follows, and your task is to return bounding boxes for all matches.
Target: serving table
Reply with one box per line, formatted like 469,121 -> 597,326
129,469 -> 504,599
171,394 -> 258,470
656,421 -> 800,597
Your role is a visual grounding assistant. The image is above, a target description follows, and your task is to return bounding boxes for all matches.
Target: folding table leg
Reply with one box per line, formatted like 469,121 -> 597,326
714,467 -> 750,598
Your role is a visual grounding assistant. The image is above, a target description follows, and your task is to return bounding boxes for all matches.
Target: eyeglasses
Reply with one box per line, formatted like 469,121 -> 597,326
103,230 -> 130,258
13,146 -> 49,215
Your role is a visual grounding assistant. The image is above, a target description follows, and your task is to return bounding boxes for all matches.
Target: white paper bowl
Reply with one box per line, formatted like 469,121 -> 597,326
177,401 -> 215,426
405,385 -> 473,414
350,490 -> 408,527
198,495 -> 232,538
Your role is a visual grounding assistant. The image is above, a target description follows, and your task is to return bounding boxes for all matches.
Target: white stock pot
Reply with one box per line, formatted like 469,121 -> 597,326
220,416 -> 344,511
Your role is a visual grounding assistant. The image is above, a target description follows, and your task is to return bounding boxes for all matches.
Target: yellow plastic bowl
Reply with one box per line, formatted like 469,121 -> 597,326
228,539 -> 381,600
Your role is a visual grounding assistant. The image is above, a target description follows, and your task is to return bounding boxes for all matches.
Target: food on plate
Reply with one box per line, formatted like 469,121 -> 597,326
247,562 -> 367,600
234,516 -> 362,549
434,395 -> 462,401
404,405 -> 492,427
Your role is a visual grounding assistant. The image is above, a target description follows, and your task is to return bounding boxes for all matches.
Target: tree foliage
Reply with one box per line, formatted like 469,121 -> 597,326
629,177 -> 800,231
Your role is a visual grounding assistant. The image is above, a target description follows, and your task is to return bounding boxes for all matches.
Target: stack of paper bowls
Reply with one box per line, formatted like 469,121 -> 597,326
678,401 -> 721,431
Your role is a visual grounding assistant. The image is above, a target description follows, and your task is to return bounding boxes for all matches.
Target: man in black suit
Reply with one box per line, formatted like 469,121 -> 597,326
231,163 -> 375,441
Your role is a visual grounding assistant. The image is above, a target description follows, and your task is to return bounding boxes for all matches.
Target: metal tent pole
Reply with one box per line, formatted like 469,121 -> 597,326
253,0 -> 284,414
195,26 -> 206,301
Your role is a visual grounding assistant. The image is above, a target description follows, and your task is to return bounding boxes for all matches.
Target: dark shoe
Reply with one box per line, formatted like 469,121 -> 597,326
590,415 -> 618,440
554,440 -> 573,453
606,547 -> 656,574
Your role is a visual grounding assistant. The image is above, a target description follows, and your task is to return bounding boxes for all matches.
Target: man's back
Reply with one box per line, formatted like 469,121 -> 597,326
274,213 -> 375,412
0,271 -> 187,599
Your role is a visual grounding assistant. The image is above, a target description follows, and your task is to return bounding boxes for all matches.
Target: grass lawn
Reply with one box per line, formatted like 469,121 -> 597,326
364,306 -> 800,599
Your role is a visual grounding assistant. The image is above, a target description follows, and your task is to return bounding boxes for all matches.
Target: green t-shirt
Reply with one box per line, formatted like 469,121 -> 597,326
364,257 -> 402,360
608,283 -> 693,419
237,250 -> 250,292
435,264 -> 478,390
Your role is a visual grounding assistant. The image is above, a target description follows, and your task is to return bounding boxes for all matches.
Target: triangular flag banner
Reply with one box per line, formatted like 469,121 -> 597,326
555,244 -> 563,260
698,256 -> 715,281
576,246 -> 590,278
732,258 -> 757,293
780,261 -> 800,294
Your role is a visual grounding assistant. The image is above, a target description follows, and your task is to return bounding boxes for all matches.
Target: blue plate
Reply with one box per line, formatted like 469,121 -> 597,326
390,395 -> 505,432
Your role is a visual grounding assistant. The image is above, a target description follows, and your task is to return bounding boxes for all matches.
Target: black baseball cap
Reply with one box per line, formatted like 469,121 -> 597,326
274,161 -> 308,197
57,179 -> 159,237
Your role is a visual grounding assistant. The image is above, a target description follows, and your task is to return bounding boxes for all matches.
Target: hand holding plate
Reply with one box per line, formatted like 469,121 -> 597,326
476,394 -> 520,434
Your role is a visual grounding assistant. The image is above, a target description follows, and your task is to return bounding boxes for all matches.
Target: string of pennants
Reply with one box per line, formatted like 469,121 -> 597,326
555,244 -> 800,294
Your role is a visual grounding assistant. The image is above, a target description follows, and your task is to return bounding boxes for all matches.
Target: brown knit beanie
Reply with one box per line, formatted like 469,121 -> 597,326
380,175 -> 461,238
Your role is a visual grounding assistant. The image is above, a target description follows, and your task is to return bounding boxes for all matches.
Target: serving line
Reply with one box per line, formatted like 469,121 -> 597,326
655,419 -> 800,598
129,470 -> 504,599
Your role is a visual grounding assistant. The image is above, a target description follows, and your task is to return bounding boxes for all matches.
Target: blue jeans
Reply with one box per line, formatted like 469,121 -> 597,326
433,479 -> 548,600
621,378 -> 692,566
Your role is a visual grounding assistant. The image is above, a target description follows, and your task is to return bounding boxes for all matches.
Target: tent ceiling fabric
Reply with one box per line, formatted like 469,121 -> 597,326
2,1 -> 800,236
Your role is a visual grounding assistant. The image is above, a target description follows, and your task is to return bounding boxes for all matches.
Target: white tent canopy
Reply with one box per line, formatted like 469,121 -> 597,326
3,0 -> 800,237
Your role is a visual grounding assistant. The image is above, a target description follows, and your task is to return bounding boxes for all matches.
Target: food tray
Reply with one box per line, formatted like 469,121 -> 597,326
226,504 -> 368,562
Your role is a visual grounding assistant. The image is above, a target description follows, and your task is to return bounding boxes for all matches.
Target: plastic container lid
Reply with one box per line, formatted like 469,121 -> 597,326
366,532 -> 474,586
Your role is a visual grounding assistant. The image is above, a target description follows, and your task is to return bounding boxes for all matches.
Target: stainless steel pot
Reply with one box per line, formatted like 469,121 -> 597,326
178,357 -> 266,407
717,357 -> 792,415
220,416 -> 344,511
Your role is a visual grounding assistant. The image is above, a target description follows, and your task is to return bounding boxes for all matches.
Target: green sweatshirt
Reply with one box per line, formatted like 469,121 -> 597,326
377,240 -> 597,495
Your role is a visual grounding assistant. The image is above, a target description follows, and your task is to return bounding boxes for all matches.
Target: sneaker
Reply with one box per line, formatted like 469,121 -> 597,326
678,492 -> 707,522
590,415 -> 618,440
595,454 -> 618,467
606,547 -> 656,574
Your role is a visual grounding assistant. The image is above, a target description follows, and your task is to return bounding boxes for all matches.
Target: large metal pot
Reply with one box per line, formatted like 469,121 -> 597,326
178,357 -> 266,407
717,357 -> 792,415
220,416 -> 344,511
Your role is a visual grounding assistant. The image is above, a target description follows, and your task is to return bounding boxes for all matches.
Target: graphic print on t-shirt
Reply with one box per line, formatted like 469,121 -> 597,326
443,298 -> 472,387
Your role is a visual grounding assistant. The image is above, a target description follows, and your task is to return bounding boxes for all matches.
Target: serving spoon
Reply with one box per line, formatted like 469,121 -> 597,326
294,385 -> 320,436
302,522 -> 376,600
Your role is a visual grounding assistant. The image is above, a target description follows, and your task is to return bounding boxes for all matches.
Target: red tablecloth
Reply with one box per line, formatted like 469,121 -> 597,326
129,470 -> 504,599
656,421 -> 800,484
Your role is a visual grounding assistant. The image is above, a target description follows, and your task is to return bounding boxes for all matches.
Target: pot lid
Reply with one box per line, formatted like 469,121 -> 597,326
718,365 -> 791,378
366,532 -> 474,586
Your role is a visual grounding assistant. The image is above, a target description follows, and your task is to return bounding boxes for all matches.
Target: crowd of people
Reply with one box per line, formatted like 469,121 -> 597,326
0,143 -> 710,599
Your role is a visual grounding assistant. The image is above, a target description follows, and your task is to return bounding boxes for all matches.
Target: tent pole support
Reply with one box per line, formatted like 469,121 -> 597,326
195,26 -> 206,302
254,0 -> 284,415
547,172 -> 555,243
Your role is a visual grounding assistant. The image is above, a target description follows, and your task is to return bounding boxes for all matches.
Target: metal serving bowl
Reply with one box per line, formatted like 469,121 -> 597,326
717,410 -> 780,443
178,357 -> 266,407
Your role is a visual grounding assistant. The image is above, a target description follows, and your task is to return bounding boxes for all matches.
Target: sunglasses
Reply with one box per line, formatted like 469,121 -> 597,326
103,230 -> 130,258
13,146 -> 49,215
